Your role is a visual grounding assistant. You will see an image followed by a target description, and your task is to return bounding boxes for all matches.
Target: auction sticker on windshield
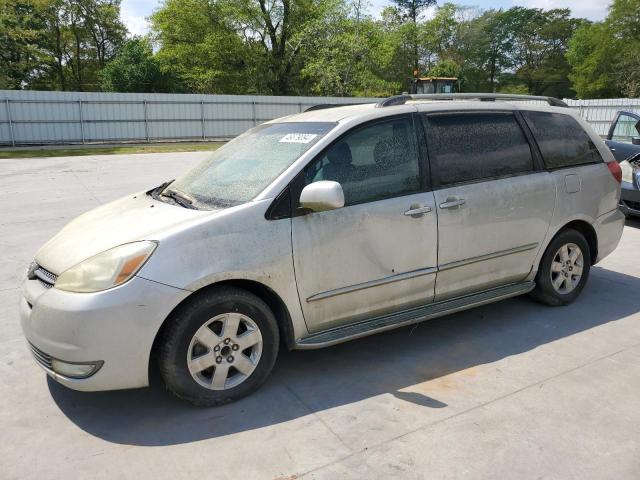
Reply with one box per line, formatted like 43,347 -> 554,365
279,133 -> 318,143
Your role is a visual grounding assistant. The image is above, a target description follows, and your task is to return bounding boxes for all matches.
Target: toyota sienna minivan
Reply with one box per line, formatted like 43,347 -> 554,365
21,93 -> 625,406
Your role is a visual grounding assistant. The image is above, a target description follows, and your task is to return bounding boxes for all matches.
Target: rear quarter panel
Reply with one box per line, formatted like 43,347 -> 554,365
526,162 -> 620,280
521,108 -> 622,278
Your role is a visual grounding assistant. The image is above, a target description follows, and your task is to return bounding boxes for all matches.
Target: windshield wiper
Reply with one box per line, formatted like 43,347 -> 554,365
161,188 -> 198,209
147,179 -> 174,197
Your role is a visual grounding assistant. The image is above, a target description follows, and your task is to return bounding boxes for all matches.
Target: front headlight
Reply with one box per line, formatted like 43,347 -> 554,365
55,241 -> 157,293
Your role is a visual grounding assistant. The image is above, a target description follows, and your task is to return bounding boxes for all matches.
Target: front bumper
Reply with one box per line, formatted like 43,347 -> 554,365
20,275 -> 189,392
619,181 -> 640,216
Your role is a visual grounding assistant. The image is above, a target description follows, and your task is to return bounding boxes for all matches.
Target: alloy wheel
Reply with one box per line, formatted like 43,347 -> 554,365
550,243 -> 584,295
187,313 -> 263,390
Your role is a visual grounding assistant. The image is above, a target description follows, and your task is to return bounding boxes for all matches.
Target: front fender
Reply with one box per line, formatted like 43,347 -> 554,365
137,199 -> 308,340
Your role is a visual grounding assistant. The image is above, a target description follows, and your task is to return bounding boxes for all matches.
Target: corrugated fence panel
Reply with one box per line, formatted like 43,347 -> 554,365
81,99 -> 147,142
3,90 -> 638,146
84,121 -> 146,142
0,90 -> 378,146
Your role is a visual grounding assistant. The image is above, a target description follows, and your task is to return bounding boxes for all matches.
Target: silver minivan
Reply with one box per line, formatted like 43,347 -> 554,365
21,94 -> 625,406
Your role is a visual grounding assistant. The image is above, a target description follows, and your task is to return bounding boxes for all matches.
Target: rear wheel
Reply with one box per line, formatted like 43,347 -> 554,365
530,229 -> 591,306
158,286 -> 279,406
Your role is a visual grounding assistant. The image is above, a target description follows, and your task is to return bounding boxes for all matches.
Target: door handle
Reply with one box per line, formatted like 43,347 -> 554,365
439,197 -> 466,209
404,205 -> 433,217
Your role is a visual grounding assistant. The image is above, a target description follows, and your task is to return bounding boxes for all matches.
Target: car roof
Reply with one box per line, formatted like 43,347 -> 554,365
270,100 -> 573,125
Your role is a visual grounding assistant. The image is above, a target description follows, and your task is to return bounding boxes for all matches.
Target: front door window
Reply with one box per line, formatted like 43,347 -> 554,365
304,117 -> 421,206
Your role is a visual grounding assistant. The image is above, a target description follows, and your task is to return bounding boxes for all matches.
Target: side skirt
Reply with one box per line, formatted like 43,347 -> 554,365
295,281 -> 535,349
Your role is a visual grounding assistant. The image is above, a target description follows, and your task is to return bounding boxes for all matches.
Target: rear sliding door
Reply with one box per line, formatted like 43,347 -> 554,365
421,111 -> 556,301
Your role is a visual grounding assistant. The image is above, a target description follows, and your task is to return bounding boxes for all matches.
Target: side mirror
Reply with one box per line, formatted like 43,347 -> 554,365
299,181 -> 345,213
632,137 -> 640,146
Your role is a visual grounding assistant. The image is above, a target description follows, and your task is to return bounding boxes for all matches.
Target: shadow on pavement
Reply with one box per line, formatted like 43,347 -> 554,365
48,266 -> 640,446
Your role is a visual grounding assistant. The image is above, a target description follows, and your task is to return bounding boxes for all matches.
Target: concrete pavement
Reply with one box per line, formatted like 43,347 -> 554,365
1,153 -> 639,479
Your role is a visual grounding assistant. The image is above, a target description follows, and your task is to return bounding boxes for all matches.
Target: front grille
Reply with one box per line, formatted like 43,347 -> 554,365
28,342 -> 53,370
32,265 -> 57,289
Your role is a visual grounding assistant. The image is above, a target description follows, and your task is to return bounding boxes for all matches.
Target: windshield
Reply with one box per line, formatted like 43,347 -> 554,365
168,122 -> 336,208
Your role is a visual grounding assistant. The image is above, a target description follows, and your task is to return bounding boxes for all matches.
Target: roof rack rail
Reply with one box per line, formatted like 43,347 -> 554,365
376,93 -> 568,108
305,103 -> 360,112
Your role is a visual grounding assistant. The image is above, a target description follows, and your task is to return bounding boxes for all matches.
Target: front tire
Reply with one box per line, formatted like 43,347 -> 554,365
530,228 -> 591,306
158,286 -> 279,407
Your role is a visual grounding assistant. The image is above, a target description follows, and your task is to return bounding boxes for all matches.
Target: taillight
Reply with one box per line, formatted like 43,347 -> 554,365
607,160 -> 622,183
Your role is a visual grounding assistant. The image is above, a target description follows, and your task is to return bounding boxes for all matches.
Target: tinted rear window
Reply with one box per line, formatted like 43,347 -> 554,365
522,111 -> 603,169
424,113 -> 534,185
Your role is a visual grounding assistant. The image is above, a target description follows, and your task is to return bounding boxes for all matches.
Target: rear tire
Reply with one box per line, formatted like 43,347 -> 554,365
530,228 -> 591,306
158,286 -> 279,407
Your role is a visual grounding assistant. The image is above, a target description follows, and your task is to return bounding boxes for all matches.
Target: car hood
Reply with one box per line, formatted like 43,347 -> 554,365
35,193 -> 213,274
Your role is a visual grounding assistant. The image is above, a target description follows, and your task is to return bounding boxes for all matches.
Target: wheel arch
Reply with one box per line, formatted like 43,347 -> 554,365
149,279 -> 297,383
561,219 -> 598,265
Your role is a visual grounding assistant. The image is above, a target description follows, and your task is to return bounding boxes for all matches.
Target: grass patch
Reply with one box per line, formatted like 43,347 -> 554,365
0,142 -> 224,159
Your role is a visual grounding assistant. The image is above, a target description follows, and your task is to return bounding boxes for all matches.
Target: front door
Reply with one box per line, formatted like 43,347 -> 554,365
422,111 -> 555,301
605,111 -> 640,162
291,116 -> 438,333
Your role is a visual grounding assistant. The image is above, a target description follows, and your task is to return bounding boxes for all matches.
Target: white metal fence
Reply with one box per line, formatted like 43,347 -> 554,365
1,90 -> 638,147
0,91 -> 377,146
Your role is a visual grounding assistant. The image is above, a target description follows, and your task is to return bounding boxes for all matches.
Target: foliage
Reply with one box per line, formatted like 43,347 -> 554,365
428,59 -> 459,77
99,37 -> 182,92
1,0 -> 127,90
566,22 -> 617,98
609,0 -> 640,97
2,0 -> 639,98
390,0 -> 435,71
496,82 -> 529,95
299,3 -> 398,96
506,8 -> 580,98
149,0 -> 249,94
0,0 -> 49,88
567,0 -> 640,98
391,0 -> 434,22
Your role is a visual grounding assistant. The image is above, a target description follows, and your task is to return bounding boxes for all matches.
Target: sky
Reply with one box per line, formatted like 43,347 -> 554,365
121,0 -> 612,36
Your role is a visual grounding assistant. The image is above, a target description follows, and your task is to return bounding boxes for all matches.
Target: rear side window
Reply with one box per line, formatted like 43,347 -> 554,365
522,111 -> 603,169
424,112 -> 534,186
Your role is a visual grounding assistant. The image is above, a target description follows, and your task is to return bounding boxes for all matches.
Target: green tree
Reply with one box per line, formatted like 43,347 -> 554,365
502,7 -> 579,97
390,0 -> 435,72
151,0 -> 340,94
5,0 -> 128,91
47,0 -> 126,90
99,37 -> 182,92
150,0 -> 251,94
479,9 -> 514,92
428,58 -> 460,77
300,3 -> 396,96
607,0 -> 640,96
566,0 -> 640,98
566,22 -> 617,98
0,0 -> 49,89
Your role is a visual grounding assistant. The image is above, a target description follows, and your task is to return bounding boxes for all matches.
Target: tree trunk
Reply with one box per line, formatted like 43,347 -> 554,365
54,21 -> 66,90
